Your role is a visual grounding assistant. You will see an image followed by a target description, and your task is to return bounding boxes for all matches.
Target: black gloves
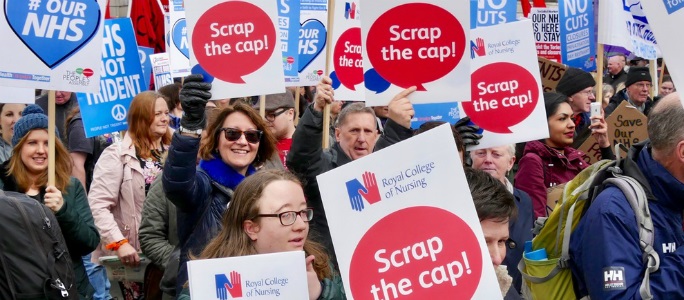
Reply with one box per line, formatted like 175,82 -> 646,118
179,74 -> 212,130
454,117 -> 483,147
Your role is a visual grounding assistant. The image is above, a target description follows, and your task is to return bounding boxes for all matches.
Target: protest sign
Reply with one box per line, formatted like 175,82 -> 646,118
538,57 -> 567,92
531,8 -> 561,62
328,0 -> 363,101
169,0 -> 190,77
411,102 -> 460,128
187,251 -> 308,299
0,0 -> 106,92
285,0 -> 328,87
462,20 -> 547,150
362,1 -> 470,106
76,18 -> 145,138
472,0 -> 518,28
0,87 -> 35,104
559,0 -> 595,71
138,46 -> 154,89
150,53 -> 174,91
186,0 -> 285,99
640,1 -> 684,106
598,0 -> 659,60
577,101 -> 648,164
318,124 -> 501,300
278,0 -> 300,78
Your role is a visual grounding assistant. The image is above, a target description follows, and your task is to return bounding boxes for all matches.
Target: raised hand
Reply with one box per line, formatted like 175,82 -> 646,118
314,76 -> 334,112
180,74 -> 212,130
359,171 -> 381,205
346,179 -> 368,211
388,87 -> 417,129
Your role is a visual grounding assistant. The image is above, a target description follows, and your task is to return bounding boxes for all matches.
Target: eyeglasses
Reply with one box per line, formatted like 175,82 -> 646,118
219,128 -> 263,144
578,89 -> 595,97
635,83 -> 653,89
265,108 -> 290,122
254,208 -> 314,226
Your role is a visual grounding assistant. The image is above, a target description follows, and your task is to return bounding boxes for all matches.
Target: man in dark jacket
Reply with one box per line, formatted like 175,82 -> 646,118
570,92 -> 684,299
287,76 -> 416,267
603,54 -> 628,91
605,66 -> 654,117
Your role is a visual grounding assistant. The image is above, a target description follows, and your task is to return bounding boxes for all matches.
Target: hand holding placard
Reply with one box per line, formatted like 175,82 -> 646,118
314,76 -> 334,112
388,87 -> 417,129
306,255 -> 322,300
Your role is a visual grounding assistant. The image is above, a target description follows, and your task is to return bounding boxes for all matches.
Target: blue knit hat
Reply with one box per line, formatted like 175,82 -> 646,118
12,104 -> 56,146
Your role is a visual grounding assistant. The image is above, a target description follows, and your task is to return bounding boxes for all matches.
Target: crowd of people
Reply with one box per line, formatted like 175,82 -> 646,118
0,53 -> 683,300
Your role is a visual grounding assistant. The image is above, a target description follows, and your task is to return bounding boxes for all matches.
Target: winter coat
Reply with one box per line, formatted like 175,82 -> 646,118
570,141 -> 684,299
139,175 -> 178,269
605,88 -> 654,117
286,105 -> 414,265
0,168 -> 99,300
88,134 -> 147,263
514,141 -> 589,218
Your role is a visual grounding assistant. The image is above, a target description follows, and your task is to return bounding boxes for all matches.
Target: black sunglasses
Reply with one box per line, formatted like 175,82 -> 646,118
219,128 -> 263,144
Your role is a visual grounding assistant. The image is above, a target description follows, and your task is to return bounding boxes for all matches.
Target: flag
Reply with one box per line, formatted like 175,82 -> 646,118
598,0 -> 659,59
129,0 -> 167,53
521,0 -> 546,17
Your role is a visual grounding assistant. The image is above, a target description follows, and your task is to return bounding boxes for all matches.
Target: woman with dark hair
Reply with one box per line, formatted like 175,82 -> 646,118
177,170 -> 345,299
0,105 -> 100,299
514,92 -> 611,218
88,91 -> 171,299
162,74 -> 278,295
0,103 -> 25,162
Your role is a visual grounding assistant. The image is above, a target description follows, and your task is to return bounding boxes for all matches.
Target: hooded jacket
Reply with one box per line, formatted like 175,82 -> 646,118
570,141 -> 684,299
514,140 -> 589,218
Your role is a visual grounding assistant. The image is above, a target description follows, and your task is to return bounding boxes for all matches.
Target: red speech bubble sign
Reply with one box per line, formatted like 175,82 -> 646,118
463,62 -> 540,133
333,27 -> 363,90
366,3 -> 466,91
349,206 -> 482,299
192,1 -> 276,84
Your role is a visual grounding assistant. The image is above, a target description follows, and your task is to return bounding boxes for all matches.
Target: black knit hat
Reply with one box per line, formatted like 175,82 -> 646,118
625,67 -> 652,87
555,67 -> 596,97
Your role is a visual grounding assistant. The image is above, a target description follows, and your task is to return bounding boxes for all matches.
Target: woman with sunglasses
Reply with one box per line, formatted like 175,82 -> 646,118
163,74 -> 278,295
177,170 -> 344,300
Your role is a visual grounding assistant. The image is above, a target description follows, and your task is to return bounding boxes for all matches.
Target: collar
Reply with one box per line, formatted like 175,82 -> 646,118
504,178 -> 514,194
331,142 -> 353,167
637,145 -> 684,212
198,155 -> 256,190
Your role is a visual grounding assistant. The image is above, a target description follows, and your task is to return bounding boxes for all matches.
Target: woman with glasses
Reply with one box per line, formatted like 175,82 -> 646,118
162,74 -> 278,296
177,170 -> 345,299
88,91 -> 171,299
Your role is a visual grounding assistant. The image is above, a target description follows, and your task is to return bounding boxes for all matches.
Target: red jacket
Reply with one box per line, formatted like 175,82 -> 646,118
514,140 -> 588,218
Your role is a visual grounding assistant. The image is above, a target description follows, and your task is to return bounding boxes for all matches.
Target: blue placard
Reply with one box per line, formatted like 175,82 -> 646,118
77,18 -> 145,138
138,46 -> 154,89
472,0 -> 518,28
279,0 -> 301,77
559,0 -> 596,71
411,102 -> 461,128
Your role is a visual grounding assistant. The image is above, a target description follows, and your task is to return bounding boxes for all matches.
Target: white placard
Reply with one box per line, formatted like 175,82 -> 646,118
169,0 -> 190,77
0,87 -> 35,104
326,0 -> 363,100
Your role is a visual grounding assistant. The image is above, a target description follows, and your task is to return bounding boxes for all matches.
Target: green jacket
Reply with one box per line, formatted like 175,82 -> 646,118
139,176 -> 178,269
0,171 -> 100,300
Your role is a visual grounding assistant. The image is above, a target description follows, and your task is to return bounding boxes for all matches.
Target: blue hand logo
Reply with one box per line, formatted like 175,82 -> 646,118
345,179 -> 367,211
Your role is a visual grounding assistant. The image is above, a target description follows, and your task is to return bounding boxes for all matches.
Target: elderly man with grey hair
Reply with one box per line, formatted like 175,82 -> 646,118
570,93 -> 684,299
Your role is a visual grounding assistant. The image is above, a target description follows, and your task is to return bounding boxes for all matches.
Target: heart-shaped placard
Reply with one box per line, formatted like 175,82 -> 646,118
172,18 -> 189,58
298,19 -> 326,73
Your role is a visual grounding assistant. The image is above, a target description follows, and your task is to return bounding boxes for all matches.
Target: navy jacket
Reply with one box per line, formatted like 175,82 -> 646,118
570,142 -> 684,299
503,188 -> 534,295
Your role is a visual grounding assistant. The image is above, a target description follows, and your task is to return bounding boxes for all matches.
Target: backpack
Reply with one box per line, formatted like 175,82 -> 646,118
519,145 -> 659,300
0,190 -> 79,300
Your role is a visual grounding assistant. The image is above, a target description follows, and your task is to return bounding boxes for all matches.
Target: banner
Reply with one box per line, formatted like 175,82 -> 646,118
285,0 -> 328,87
328,0 -> 363,101
150,53 -> 173,90
318,124 -> 501,299
169,0 -> 190,77
411,102 -> 460,128
278,0 -> 300,78
558,0 -> 595,71
473,0 -> 518,28
531,8 -> 561,62
598,0 -> 659,60
77,18 -> 145,138
138,46 -> 154,89
462,19 -> 548,150
187,251 -> 308,299
0,87 -> 35,104
538,57 -> 567,92
640,1 -> 684,105
362,1 -> 471,106
0,0 -> 106,92
186,0 -> 285,99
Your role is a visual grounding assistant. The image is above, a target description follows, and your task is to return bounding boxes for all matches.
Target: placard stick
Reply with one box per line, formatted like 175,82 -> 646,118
322,0 -> 335,149
595,44 -> 604,103
649,60 -> 657,99
48,90 -> 56,186
259,95 -> 266,118
659,59 -> 666,90
294,88 -> 301,126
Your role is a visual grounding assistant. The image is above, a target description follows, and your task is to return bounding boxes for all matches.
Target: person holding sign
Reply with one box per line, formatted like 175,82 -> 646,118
287,76 -> 416,267
88,91 -> 172,299
515,93 -> 611,218
0,103 -> 26,163
162,74 -> 278,295
177,169 -> 345,299
0,105 -> 100,299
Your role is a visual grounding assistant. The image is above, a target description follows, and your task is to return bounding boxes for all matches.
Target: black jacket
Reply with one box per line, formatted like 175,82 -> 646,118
605,88 -> 654,117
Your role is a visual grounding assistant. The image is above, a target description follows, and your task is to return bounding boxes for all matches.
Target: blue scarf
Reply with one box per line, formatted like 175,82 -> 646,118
198,156 -> 256,190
